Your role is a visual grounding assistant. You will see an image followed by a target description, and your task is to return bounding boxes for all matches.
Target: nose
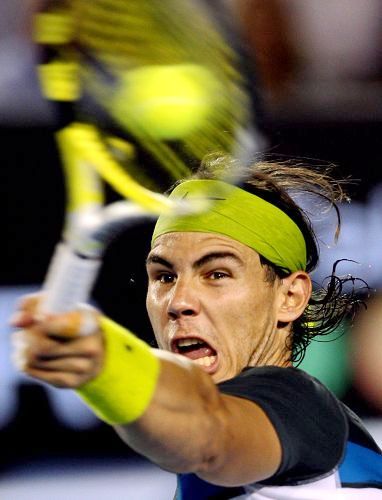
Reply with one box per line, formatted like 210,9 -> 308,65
167,279 -> 200,320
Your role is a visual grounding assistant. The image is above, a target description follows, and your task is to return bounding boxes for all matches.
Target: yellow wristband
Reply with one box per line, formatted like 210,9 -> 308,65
76,317 -> 160,425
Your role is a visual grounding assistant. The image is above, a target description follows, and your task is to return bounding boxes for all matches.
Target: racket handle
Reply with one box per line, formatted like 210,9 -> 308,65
41,243 -> 101,313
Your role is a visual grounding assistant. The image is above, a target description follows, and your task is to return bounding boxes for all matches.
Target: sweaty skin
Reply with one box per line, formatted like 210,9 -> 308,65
11,231 -> 312,486
146,232 -> 292,382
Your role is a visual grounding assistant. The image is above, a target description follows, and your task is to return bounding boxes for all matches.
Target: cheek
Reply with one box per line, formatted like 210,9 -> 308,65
217,288 -> 275,337
146,285 -> 166,327
146,287 -> 158,321
217,287 -> 256,317
146,291 -> 165,347
210,293 -> 255,346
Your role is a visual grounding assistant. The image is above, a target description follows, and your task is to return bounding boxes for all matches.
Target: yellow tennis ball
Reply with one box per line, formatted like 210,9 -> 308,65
110,64 -> 219,140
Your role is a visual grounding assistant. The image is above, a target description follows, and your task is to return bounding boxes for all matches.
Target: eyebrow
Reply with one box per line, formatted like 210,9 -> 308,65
193,251 -> 243,269
146,255 -> 173,269
146,251 -> 243,270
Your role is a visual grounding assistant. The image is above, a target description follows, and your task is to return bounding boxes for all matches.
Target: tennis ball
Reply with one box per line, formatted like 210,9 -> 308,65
110,64 -> 220,140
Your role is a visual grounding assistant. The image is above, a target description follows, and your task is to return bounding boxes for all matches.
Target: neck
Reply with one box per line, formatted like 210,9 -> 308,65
249,325 -> 292,368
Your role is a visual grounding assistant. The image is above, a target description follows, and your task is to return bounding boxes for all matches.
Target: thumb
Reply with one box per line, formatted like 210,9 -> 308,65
38,304 -> 100,338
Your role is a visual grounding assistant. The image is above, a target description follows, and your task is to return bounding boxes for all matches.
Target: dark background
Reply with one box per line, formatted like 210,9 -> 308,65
2,117 -> 382,473
1,0 -> 382,485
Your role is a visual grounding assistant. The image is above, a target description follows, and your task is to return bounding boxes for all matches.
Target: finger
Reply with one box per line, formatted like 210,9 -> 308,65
10,293 -> 44,328
16,293 -> 42,312
11,330 -> 29,371
12,329 -> 57,371
33,334 -> 104,361
29,355 -> 102,376
12,328 -> 103,372
10,311 -> 36,328
24,367 -> 96,389
38,305 -> 100,339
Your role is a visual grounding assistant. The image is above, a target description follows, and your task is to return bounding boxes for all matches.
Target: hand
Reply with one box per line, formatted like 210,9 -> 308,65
10,294 -> 105,389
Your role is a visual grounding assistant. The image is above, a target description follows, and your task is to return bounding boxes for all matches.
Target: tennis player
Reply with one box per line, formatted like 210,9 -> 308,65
12,156 -> 382,498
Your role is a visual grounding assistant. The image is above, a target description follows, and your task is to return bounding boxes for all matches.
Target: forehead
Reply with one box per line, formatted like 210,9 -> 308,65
148,231 -> 261,266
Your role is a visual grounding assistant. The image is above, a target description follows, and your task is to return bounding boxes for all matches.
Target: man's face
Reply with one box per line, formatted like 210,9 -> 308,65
146,232 -> 284,382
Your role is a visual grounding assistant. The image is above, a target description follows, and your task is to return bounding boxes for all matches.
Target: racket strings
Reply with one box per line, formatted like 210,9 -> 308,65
36,0 -> 250,201
74,0 -> 217,49
39,0 -> 248,121
73,3 -> 247,180
151,0 -> 236,66
72,0 -> 242,83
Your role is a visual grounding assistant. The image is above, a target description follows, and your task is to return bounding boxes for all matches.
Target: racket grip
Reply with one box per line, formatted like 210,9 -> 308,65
41,243 -> 101,313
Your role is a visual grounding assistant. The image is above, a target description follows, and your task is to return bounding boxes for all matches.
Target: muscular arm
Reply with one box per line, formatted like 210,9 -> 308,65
12,299 -> 281,487
117,350 -> 281,486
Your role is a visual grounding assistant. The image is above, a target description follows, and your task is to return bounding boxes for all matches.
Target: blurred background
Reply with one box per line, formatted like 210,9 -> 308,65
1,0 -> 382,498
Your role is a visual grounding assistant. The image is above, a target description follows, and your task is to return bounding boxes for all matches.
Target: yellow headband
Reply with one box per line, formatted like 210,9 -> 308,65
152,180 -> 307,273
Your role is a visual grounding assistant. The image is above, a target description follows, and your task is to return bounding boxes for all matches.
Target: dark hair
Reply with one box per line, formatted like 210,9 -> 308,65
186,153 -> 367,364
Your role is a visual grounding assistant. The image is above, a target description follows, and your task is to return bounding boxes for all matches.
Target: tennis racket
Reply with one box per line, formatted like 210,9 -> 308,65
33,0 -> 254,314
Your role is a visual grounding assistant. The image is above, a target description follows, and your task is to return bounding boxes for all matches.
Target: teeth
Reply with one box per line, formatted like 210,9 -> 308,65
193,356 -> 216,367
177,338 -> 203,347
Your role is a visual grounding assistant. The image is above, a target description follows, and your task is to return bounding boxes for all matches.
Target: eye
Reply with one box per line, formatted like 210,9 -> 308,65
208,270 -> 229,280
157,272 -> 176,284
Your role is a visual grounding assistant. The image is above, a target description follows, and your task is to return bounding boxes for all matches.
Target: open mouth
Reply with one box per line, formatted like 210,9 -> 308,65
173,337 -> 218,370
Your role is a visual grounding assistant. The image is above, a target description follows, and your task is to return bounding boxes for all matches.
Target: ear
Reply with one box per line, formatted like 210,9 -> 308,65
276,271 -> 312,323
